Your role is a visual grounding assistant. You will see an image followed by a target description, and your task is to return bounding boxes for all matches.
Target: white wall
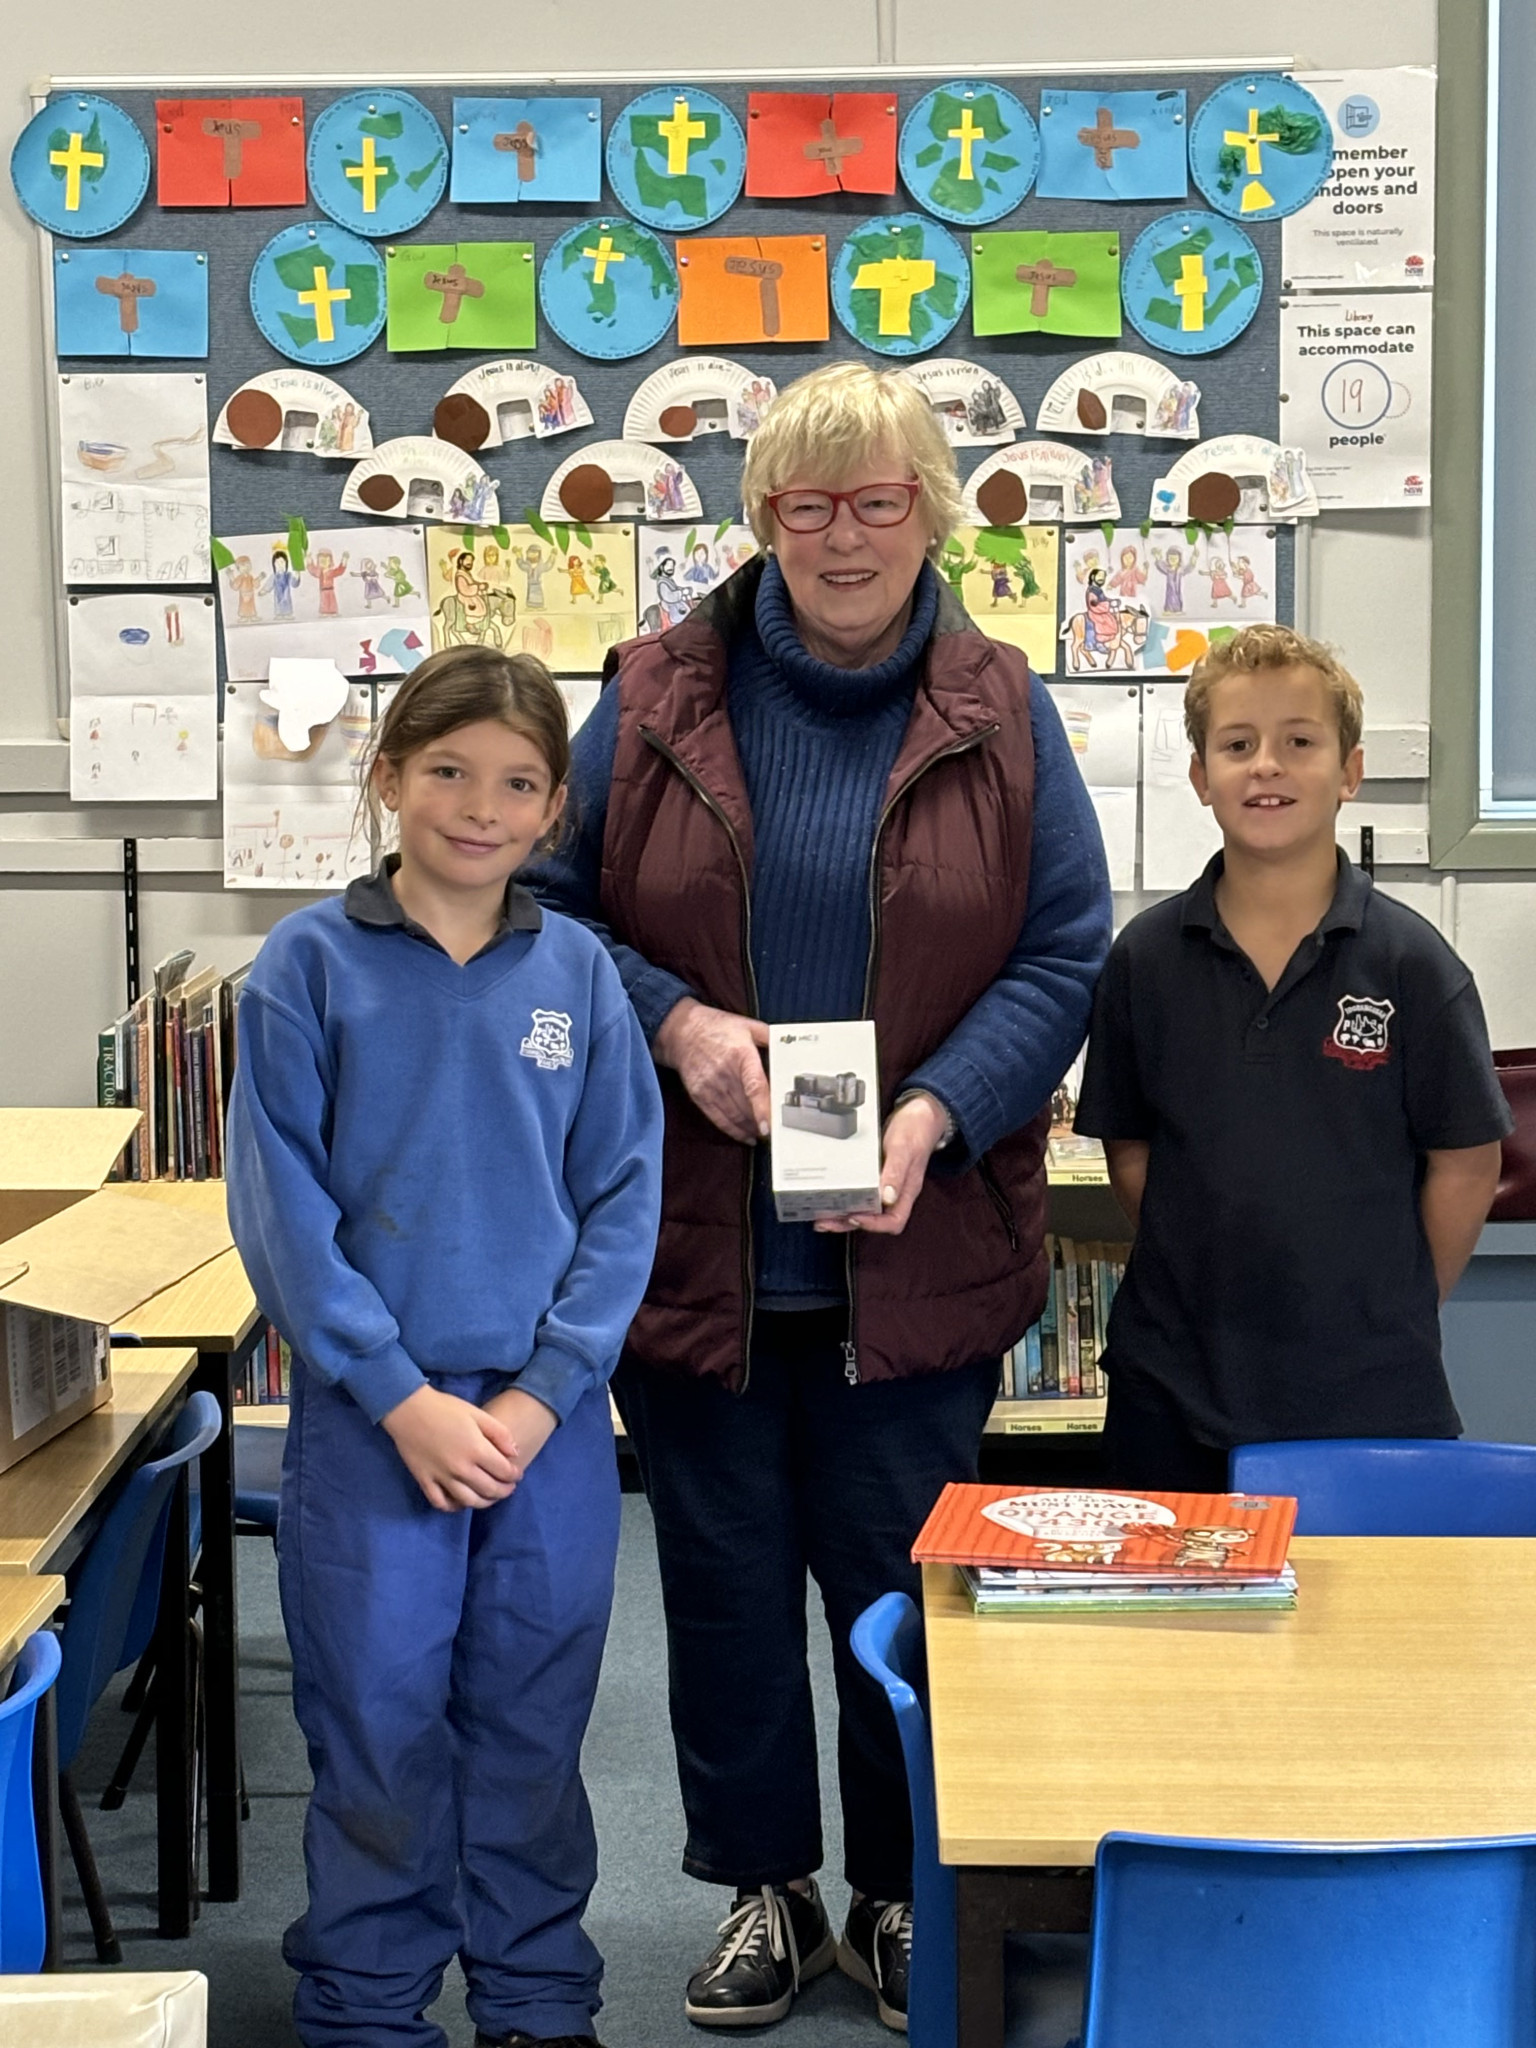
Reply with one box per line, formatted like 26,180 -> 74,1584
5,0 -> 1527,1108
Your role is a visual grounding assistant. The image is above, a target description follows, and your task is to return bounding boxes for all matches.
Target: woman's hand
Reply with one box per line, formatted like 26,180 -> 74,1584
382,1385 -> 523,1512
815,1091 -> 951,1238
481,1386 -> 561,1471
653,997 -> 771,1144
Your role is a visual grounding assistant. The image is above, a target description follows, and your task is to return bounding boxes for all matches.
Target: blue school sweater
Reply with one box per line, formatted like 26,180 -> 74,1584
226,881 -> 664,1426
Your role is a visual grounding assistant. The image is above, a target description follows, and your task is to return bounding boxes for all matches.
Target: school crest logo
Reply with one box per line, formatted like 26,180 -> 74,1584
519,1009 -> 574,1071
1323,994 -> 1396,1071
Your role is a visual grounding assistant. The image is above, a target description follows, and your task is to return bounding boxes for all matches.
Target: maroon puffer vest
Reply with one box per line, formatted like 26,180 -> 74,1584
601,558 -> 1050,1390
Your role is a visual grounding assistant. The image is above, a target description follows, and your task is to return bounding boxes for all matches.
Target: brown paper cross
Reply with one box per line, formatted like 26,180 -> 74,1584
723,254 -> 785,337
493,121 -> 539,182
1078,107 -> 1139,171
202,114 -> 263,182
423,263 -> 485,325
803,118 -> 864,181
95,271 -> 157,335
1015,258 -> 1077,318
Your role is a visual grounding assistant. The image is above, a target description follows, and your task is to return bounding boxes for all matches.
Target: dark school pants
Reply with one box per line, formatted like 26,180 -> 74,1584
278,1364 -> 620,2048
1099,1366 -> 1234,1494
613,1308 -> 1000,1902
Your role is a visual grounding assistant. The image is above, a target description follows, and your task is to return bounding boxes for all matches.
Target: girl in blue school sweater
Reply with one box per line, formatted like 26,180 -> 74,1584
226,648 -> 664,2048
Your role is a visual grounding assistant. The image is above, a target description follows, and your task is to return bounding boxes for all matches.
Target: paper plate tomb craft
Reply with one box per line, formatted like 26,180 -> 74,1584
215,370 -> 372,458
433,360 -> 592,453
541,441 -> 702,524
961,441 -> 1120,527
539,221 -> 679,361
897,81 -> 1039,225
1036,352 -> 1201,440
307,90 -> 447,238
1121,212 -> 1262,356
832,214 -> 969,358
606,86 -> 746,231
899,359 -> 1023,445
1188,74 -> 1331,222
12,94 -> 150,238
342,438 -> 500,525
624,359 -> 777,442
250,223 -> 386,366
1149,434 -> 1318,523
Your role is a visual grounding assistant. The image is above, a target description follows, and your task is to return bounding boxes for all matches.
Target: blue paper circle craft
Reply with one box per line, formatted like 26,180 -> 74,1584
897,81 -> 1039,225
1188,73 -> 1332,223
539,220 -> 679,362
11,93 -> 149,239
1121,211 -> 1263,356
831,213 -> 969,359
605,86 -> 745,231
307,90 -> 448,237
249,222 -> 387,367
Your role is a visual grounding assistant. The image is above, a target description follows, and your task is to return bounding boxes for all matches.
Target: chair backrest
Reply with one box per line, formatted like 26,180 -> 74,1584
1084,1830 -> 1536,2048
54,1390 -> 221,1771
0,1630 -> 63,1973
1230,1438 -> 1536,1534
850,1592 -> 956,2048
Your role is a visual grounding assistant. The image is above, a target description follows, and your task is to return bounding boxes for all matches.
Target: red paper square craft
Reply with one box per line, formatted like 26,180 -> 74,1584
746,92 -> 897,197
157,97 -> 306,207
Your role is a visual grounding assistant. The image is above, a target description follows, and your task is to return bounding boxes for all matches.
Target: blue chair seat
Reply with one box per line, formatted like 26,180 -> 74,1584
1230,1438 -> 1536,1534
0,1631 -> 63,1973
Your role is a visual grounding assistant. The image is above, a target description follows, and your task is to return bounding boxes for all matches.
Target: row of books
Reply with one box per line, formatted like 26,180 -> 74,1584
97,950 -> 251,1182
233,1327 -> 292,1407
1002,1237 -> 1125,1400
913,1483 -> 1301,1618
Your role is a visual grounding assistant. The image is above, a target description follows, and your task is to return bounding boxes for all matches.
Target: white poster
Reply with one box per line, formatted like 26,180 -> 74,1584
1061,529 -> 1276,678
636,523 -> 758,636
67,592 -> 219,801
217,524 -> 430,683
1282,68 -> 1436,290
1280,294 -> 1431,509
1045,681 -> 1141,891
222,679 -> 373,890
58,373 -> 211,587
1140,682 -> 1222,892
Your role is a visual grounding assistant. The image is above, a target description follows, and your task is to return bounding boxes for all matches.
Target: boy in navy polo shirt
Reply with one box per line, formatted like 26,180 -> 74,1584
1076,625 -> 1512,1491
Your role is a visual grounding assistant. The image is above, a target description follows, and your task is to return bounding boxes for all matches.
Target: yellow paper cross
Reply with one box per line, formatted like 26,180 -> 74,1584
1224,106 -> 1280,210
852,255 -> 936,337
657,96 -> 707,176
50,130 -> 104,212
1173,253 -> 1208,333
947,105 -> 985,182
344,134 -> 387,213
582,234 -> 625,284
297,264 -> 351,343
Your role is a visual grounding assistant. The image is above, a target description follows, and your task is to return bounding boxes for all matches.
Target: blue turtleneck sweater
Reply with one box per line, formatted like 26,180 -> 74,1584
535,556 -> 1112,1308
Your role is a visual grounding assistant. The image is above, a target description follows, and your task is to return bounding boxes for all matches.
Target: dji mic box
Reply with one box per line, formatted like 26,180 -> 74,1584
768,1021 -> 881,1222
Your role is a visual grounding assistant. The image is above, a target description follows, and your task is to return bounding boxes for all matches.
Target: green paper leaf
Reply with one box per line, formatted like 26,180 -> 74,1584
462,527 -> 475,549
359,111 -> 405,139
287,517 -> 308,572
1223,516 -> 1235,536
404,151 -> 443,191
684,528 -> 697,557
524,508 -> 555,547
553,523 -> 570,551
1185,522 -> 1199,545
493,526 -> 511,549
210,537 -> 234,572
715,517 -> 733,542
1139,518 -> 1153,538
341,263 -> 380,328
1101,521 -> 1116,548
1209,624 -> 1238,648
574,523 -> 592,548
973,525 -> 1025,567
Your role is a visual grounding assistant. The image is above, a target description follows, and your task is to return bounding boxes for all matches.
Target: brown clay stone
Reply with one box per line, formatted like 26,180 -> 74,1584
357,474 -> 405,512
1076,388 -> 1108,431
1186,470 -> 1241,524
658,404 -> 697,439
975,470 -> 1028,527
433,393 -> 492,452
225,388 -> 284,449
559,463 -> 615,521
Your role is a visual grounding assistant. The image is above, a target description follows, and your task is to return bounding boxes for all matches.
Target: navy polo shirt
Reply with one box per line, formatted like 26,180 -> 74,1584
1075,852 -> 1513,1447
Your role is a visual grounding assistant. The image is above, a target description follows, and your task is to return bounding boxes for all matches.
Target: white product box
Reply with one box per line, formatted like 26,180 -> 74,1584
768,1020 -> 882,1222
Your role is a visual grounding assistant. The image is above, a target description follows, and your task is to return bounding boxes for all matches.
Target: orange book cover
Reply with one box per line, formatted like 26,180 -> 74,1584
912,1484 -> 1297,1579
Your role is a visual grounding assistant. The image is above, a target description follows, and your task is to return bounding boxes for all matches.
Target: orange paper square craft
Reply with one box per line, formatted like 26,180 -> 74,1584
677,235 -> 829,346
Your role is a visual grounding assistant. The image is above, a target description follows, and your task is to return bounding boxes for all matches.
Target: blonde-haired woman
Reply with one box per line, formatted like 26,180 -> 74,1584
537,362 -> 1111,2032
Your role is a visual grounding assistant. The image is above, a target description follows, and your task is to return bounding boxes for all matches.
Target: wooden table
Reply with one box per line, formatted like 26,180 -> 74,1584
925,1538 -> 1536,2048
0,1351 -> 198,1954
113,1181 -> 259,1909
0,1573 -> 64,1669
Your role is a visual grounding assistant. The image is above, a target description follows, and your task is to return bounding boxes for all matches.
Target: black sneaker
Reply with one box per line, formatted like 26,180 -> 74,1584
473,2033 -> 605,2047
684,1881 -> 837,2027
837,1896 -> 912,2032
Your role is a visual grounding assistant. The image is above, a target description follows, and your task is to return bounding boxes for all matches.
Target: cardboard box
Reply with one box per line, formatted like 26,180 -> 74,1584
0,1111 -> 234,1475
768,1021 -> 882,1222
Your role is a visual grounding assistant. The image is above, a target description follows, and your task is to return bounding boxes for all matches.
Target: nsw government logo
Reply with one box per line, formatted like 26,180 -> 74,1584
1323,994 -> 1395,1071
520,1009 -> 575,1071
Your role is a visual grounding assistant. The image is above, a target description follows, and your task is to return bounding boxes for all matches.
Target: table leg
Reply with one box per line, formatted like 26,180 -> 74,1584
31,1684 -> 60,1968
194,1342 -> 247,1903
954,1868 -> 1095,2048
156,1468 -> 194,1938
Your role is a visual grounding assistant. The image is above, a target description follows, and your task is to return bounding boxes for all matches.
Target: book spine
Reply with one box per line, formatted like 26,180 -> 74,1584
1024,1321 -> 1042,1396
1039,1240 -> 1059,1394
1062,1238 -> 1081,1397
190,1021 -> 208,1181
265,1324 -> 282,1401
134,999 -> 152,1181
1076,1243 -> 1097,1398
204,1001 -> 222,1179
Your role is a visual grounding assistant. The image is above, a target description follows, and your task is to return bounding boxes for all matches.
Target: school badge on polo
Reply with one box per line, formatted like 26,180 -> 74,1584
520,1009 -> 574,1071
1323,994 -> 1396,1070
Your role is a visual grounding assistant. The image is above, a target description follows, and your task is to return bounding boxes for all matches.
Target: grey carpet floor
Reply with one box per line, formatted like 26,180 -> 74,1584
58,1491 -> 896,2047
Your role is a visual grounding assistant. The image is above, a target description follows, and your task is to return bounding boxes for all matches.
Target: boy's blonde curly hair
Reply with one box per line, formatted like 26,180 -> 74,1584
1184,623 -> 1364,762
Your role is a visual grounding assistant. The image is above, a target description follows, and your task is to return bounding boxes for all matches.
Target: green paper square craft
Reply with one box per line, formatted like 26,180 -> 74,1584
386,242 -> 536,352
971,230 -> 1122,339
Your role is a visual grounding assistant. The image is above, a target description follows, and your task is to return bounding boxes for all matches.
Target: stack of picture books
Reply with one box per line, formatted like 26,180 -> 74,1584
96,949 -> 252,1182
1002,1236 -> 1125,1400
912,1484 -> 1299,1616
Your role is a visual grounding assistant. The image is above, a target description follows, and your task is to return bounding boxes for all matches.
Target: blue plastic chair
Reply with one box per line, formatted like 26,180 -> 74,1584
1230,1438 -> 1536,1534
850,1593 -> 958,2048
0,1630 -> 63,1973
54,1389 -> 221,1963
1082,1830 -> 1536,2048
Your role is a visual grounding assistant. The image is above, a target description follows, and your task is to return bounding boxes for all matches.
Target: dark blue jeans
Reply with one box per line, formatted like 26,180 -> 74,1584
613,1309 -> 999,1901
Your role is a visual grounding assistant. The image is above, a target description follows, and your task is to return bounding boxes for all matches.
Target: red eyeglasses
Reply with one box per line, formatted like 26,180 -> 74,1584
764,482 -> 923,534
